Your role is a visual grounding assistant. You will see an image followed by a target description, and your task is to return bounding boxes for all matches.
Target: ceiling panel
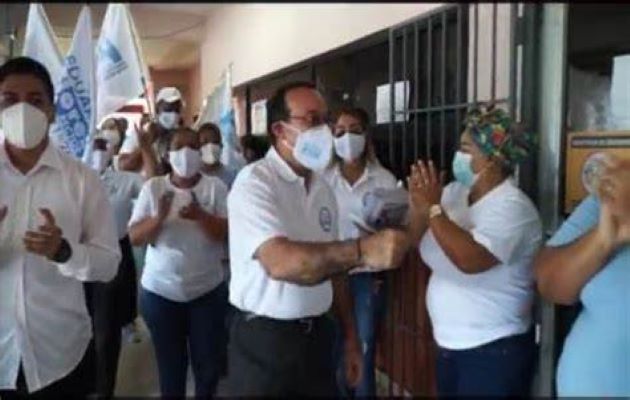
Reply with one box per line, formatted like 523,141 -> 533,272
6,3 -> 216,69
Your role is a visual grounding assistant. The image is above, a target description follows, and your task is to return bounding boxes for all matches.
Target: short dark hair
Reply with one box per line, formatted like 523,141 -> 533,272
0,57 -> 55,104
198,122 -> 221,136
334,106 -> 370,131
266,81 -> 317,144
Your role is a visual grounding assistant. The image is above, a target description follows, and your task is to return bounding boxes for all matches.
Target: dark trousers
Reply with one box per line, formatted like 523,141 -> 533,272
0,340 -> 95,399
140,283 -> 228,398
217,306 -> 338,397
336,272 -> 388,397
84,236 -> 138,398
436,328 -> 536,398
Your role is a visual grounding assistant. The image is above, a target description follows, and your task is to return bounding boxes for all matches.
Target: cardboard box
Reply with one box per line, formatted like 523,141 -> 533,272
565,131 -> 630,214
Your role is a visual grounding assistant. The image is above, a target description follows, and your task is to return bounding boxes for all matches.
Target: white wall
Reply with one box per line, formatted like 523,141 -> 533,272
200,3 -> 444,94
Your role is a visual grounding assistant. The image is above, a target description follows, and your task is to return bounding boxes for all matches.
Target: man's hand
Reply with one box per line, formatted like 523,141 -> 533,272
157,192 -> 174,222
344,336 -> 363,388
23,209 -> 63,260
0,205 -> 7,225
361,229 -> 409,271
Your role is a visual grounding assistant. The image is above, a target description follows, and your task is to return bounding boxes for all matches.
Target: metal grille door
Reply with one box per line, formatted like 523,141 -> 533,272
376,3 -> 531,396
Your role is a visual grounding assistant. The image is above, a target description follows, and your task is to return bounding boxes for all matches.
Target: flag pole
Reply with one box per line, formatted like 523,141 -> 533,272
126,4 -> 154,120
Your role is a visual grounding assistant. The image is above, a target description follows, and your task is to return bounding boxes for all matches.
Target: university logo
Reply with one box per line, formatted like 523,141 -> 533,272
319,207 -> 333,233
97,38 -> 128,81
52,55 -> 92,158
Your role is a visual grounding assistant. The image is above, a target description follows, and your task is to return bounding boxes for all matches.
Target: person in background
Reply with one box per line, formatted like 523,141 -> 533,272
534,157 -> 630,397
240,133 -> 269,164
84,130 -> 145,398
118,87 -> 185,175
407,105 -> 541,397
114,113 -> 158,179
96,116 -> 127,171
128,127 -> 229,398
218,81 -> 409,396
321,106 -> 397,397
198,122 -> 238,189
0,57 -> 121,398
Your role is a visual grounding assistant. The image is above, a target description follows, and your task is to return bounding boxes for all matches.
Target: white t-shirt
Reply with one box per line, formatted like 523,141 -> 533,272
129,174 -> 229,302
419,179 -> 542,350
228,147 -> 338,320
100,167 -> 144,239
321,162 -> 397,274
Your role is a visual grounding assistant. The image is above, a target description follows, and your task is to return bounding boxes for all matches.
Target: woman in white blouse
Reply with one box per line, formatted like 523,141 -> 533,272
128,127 -> 229,398
321,107 -> 397,397
407,106 -> 542,397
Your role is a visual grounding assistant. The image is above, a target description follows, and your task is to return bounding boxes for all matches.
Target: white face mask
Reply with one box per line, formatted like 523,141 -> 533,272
90,149 -> 111,173
282,123 -> 333,172
169,147 -> 201,178
201,143 -> 222,165
1,102 -> 49,149
334,132 -> 366,163
158,112 -> 180,129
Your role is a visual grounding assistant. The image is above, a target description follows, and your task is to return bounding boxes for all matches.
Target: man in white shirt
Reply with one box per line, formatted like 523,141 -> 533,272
218,81 -> 409,396
0,57 -> 121,398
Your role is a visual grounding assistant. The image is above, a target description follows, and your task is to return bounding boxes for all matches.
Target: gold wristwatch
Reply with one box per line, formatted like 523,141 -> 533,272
429,204 -> 443,219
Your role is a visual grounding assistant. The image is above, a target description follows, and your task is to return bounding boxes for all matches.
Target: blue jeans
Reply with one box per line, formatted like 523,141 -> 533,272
436,328 -> 536,398
336,273 -> 388,397
140,283 -> 228,398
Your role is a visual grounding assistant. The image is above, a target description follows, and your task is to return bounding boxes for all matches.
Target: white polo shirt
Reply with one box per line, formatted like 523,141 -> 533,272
321,162 -> 397,274
129,174 -> 229,302
419,179 -> 542,350
228,147 -> 338,320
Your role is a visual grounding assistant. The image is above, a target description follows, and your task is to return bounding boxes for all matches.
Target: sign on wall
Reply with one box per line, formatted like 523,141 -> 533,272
251,99 -> 268,135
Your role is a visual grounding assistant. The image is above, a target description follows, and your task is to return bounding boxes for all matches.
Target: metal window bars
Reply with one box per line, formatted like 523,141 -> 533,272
379,3 -> 524,396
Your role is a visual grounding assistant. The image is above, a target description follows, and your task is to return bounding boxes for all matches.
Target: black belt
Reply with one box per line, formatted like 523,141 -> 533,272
235,307 -> 326,334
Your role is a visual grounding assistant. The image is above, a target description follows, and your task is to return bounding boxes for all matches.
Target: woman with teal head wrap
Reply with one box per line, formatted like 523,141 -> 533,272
406,103 -> 542,397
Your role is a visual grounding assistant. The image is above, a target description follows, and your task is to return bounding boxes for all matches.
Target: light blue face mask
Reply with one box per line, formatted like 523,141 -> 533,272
452,151 -> 479,188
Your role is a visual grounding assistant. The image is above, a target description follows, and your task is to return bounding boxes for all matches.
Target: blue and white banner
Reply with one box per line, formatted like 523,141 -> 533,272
50,6 -> 95,159
96,3 -> 148,126
197,66 -> 246,171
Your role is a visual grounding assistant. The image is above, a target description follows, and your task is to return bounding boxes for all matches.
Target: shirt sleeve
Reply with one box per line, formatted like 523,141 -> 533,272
54,168 -> 122,282
131,173 -> 145,199
470,194 -> 542,265
128,179 -> 157,226
546,196 -> 600,248
211,180 -> 229,218
228,172 -> 287,260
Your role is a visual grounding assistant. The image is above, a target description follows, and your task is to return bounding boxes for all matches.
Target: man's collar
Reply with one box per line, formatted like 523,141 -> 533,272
266,146 -> 304,184
0,137 -> 63,173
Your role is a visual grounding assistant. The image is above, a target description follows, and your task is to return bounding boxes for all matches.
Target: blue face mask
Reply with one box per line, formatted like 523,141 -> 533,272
452,151 -> 478,187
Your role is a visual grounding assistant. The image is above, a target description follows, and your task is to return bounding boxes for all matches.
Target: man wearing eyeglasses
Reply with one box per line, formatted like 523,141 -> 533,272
218,81 -> 409,396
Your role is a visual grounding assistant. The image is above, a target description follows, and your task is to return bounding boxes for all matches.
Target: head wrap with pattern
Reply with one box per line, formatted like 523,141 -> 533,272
463,104 -> 535,168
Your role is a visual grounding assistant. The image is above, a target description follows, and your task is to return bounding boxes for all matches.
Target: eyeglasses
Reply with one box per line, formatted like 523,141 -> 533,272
287,113 -> 332,127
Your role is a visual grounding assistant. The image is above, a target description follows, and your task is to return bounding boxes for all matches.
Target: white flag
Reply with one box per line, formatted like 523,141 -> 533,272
51,6 -> 95,159
22,4 -> 64,90
96,3 -> 148,124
